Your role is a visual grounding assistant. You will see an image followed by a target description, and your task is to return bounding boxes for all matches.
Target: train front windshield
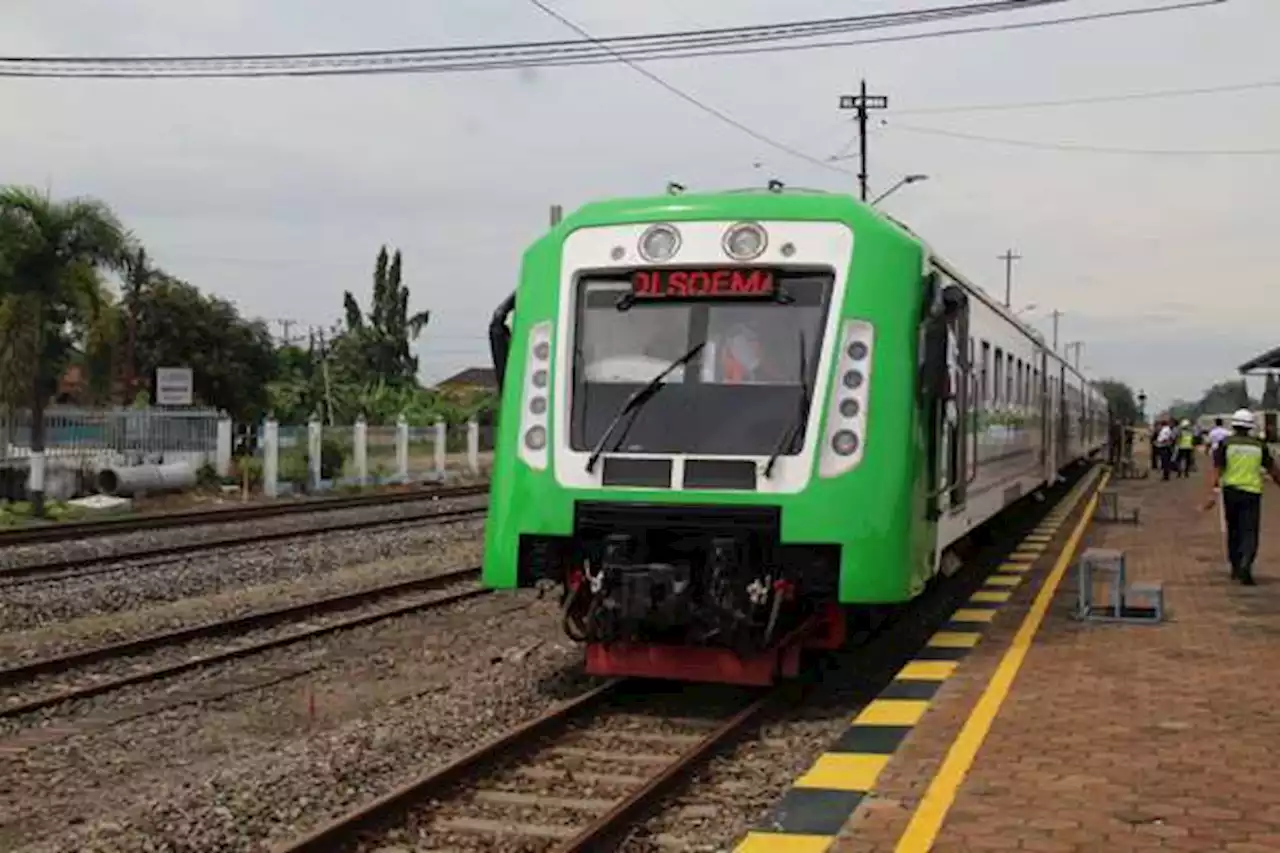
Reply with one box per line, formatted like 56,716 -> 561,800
569,270 -> 833,457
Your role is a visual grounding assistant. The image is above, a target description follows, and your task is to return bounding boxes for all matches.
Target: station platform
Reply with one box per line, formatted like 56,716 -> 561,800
830,465 -> 1280,852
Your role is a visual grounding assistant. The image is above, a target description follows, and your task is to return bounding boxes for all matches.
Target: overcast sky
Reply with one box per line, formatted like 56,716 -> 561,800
2,0 -> 1276,413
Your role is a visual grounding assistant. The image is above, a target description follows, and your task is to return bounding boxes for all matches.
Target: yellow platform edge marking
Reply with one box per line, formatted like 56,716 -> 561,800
892,470 -> 1108,853
897,660 -> 957,680
734,832 -> 835,853
997,563 -> 1032,574
950,608 -> 997,623
795,752 -> 890,791
855,699 -> 931,726
984,575 -> 1021,587
928,631 -> 981,648
969,590 -> 1010,603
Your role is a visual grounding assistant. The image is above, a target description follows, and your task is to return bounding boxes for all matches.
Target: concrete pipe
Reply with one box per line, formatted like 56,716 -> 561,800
97,462 -> 197,497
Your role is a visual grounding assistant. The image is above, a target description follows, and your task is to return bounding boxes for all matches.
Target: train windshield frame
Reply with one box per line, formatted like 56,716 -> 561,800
568,268 -> 835,457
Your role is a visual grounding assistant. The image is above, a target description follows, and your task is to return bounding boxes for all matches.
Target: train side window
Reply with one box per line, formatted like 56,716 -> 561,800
1016,360 -> 1024,406
1006,353 -> 1014,404
985,346 -> 991,403
993,347 -> 1003,404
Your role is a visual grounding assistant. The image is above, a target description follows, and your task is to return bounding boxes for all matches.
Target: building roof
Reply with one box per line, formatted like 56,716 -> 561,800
1238,346 -> 1280,374
436,367 -> 497,389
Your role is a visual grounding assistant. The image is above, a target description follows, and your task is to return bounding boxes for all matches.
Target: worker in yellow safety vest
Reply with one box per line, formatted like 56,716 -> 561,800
1175,419 -> 1195,478
1203,408 -> 1280,585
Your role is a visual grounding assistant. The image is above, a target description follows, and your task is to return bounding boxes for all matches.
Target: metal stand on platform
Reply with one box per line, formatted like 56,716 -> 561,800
1095,489 -> 1140,525
1074,548 -> 1164,624
1113,458 -> 1149,480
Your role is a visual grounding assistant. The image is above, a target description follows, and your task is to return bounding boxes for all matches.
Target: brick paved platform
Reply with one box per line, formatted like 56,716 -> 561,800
832,468 -> 1280,853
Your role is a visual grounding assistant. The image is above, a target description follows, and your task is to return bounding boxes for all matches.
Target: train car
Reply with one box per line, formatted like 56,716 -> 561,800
482,185 -> 1106,686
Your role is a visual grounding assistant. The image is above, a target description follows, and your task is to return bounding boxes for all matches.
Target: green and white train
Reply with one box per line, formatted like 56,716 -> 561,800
483,185 -> 1105,685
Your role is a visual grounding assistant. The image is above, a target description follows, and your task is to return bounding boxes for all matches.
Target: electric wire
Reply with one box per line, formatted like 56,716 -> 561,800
523,0 -> 852,176
893,78 -> 1280,115
883,122 -> 1280,156
0,0 -> 1222,78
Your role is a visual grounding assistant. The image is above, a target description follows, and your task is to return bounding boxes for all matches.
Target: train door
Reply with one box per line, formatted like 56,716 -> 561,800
1056,366 -> 1069,465
1038,351 -> 1049,472
921,268 -> 970,521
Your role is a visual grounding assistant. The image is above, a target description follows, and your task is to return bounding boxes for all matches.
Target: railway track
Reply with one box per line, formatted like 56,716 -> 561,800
0,482 -> 490,548
273,463 -> 1104,853
0,565 -> 489,721
0,502 -> 488,586
276,679 -> 781,853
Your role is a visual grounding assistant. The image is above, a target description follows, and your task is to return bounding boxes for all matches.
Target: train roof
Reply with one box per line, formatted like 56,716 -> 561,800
555,188 -> 917,245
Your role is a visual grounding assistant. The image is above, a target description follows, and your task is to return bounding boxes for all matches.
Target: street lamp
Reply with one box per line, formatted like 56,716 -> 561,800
871,173 -> 929,206
1137,390 -> 1147,423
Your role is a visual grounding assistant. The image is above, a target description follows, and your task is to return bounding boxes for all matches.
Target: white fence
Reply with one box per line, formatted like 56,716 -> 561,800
246,416 -> 494,497
1,405 -> 223,468
0,407 -> 494,501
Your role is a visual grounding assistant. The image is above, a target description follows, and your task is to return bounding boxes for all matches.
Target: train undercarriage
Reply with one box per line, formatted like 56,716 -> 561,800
536,502 -> 853,685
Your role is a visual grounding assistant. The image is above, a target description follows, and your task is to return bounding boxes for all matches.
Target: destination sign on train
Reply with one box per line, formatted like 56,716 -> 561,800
630,268 -> 776,301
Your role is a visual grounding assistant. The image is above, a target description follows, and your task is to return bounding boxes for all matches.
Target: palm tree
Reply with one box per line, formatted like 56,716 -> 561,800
0,187 -> 128,515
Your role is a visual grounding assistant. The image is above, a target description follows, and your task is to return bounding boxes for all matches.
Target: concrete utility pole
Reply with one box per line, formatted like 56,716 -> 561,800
1065,341 -> 1084,370
550,205 -> 563,227
1050,310 -> 1063,351
999,249 -> 1021,308
838,80 -> 889,202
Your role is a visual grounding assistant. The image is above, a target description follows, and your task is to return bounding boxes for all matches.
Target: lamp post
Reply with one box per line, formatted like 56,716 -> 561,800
1137,390 -> 1147,424
871,173 -> 928,206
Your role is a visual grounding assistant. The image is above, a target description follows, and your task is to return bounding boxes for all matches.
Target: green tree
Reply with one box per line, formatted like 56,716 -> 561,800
0,187 -> 128,515
132,275 -> 276,420
1094,379 -> 1139,425
341,245 -> 430,386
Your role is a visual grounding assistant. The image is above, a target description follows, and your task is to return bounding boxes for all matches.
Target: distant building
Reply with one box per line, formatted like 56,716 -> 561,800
435,367 -> 497,393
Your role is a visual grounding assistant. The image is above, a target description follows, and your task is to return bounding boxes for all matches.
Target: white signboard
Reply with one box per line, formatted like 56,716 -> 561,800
155,367 -> 194,406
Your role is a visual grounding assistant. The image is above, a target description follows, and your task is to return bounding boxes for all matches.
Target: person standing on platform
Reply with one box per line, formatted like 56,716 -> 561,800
1155,419 -> 1176,480
1207,417 -> 1230,458
1176,419 -> 1195,477
1204,408 -> 1280,585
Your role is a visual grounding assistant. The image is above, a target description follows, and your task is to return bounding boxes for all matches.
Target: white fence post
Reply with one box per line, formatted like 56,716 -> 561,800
308,415 -> 323,490
354,416 -> 368,487
263,418 -> 279,499
467,419 -> 480,475
396,415 -> 409,483
434,419 -> 447,480
215,418 -> 233,477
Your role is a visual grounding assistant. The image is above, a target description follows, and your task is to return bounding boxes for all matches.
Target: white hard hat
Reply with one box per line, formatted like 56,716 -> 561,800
1231,408 -> 1255,428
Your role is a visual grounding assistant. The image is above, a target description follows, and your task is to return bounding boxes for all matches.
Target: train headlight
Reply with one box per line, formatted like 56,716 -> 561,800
832,430 -> 859,456
518,320 -> 553,471
722,222 -> 767,261
638,223 -> 681,262
820,319 -> 874,478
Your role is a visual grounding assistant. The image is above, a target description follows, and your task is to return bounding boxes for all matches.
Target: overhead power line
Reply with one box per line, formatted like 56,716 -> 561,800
884,122 -> 1280,156
523,0 -> 853,177
893,77 -> 1280,115
0,0 -> 1223,79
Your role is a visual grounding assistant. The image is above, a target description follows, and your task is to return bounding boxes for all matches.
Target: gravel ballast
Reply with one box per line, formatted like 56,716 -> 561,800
4,586 -> 598,853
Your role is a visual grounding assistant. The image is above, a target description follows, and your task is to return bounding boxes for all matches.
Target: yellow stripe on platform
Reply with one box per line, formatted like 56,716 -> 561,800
998,562 -> 1033,573
734,832 -> 835,853
950,608 -> 997,623
855,699 -> 931,726
897,660 -> 958,681
970,590 -> 1011,603
892,470 -> 1109,852
795,753 -> 890,791
985,574 -> 1022,587
928,631 -> 981,649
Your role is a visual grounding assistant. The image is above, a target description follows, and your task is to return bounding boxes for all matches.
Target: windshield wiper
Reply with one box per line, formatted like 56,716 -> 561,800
763,331 -> 810,479
585,342 -> 706,473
